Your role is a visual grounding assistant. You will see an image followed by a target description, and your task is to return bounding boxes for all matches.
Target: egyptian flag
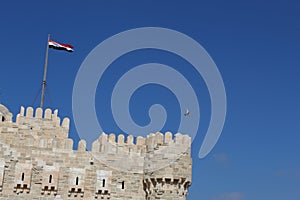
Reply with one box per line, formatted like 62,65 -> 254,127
48,40 -> 74,52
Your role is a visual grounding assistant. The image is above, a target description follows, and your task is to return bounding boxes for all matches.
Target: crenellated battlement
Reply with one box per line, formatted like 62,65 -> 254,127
90,131 -> 191,160
0,104 -> 192,199
0,106 -> 191,157
16,106 -> 70,131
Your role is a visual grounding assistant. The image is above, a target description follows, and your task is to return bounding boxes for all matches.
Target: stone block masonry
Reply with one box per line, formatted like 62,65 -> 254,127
0,104 -> 192,199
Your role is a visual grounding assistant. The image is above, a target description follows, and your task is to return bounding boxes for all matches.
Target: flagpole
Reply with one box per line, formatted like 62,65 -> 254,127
40,34 -> 50,109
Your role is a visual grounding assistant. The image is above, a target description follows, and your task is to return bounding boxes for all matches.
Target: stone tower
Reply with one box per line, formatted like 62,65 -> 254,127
0,104 -> 192,199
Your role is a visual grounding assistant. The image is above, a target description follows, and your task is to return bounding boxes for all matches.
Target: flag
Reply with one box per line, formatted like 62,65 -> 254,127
48,40 -> 74,52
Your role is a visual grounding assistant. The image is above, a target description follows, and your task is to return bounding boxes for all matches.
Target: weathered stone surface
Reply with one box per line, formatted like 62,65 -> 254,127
0,105 -> 192,199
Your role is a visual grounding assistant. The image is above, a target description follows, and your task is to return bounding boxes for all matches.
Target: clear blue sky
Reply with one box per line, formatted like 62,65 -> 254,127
0,1 -> 300,199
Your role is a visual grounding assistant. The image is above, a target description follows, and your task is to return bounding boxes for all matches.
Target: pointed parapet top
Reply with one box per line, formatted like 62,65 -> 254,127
127,135 -> 134,144
147,133 -> 155,139
174,133 -> 191,145
26,107 -> 34,117
91,132 -> 112,153
53,109 -> 58,116
136,136 -> 145,145
78,140 -> 86,152
146,133 -> 156,150
35,107 -> 43,118
99,132 -> 108,143
155,132 -> 164,145
52,109 -> 58,121
92,139 -> 100,152
62,117 -> 70,129
44,108 -> 52,119
147,133 -> 155,141
174,133 -> 183,144
20,106 -> 25,116
16,114 -> 20,124
164,131 -> 173,144
117,134 -> 125,144
56,117 -> 61,127
182,135 -> 191,146
145,132 -> 173,151
108,133 -> 116,143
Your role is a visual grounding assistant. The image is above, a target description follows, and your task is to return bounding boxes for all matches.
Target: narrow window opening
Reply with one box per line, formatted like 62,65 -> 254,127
1,116 -> 4,122
21,173 -> 25,181
76,177 -> 79,185
102,179 -> 105,187
121,181 -> 125,189
49,175 -> 52,183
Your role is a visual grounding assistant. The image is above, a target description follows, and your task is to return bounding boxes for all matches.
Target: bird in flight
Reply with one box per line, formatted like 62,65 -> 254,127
184,108 -> 191,117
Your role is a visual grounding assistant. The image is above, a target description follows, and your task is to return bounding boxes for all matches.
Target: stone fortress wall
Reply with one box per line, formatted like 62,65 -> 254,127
0,104 -> 192,199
